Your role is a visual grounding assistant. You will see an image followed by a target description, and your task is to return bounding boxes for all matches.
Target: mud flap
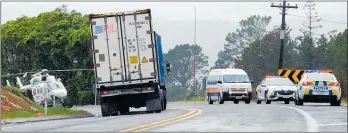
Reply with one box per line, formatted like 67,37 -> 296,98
146,98 -> 162,111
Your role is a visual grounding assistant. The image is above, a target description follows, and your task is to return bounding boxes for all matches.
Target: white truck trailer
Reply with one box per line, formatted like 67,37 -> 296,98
88,9 -> 171,117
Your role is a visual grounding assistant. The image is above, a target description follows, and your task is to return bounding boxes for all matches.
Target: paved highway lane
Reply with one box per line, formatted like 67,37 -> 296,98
150,102 -> 347,132
1,102 -> 346,132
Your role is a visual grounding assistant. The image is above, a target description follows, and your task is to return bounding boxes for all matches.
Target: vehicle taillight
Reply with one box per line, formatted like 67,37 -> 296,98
302,81 -> 313,86
102,91 -> 108,95
329,82 -> 340,86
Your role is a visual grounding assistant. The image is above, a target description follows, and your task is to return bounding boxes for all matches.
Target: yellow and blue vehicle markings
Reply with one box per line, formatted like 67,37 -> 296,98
206,88 -> 220,96
304,81 -> 337,96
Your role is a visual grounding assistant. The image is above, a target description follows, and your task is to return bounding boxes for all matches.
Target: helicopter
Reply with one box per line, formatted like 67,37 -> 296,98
3,68 -> 94,108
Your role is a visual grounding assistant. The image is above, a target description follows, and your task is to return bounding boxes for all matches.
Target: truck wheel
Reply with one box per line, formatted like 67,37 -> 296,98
164,98 -> 167,110
119,105 -> 129,115
110,103 -> 119,116
101,102 -> 110,117
161,99 -> 164,111
233,100 -> 239,104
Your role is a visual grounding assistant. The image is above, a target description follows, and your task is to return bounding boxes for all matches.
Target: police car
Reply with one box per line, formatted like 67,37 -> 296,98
256,76 -> 297,104
294,69 -> 341,106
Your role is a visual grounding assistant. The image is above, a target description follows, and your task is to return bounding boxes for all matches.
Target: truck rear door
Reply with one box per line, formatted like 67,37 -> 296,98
90,15 -> 126,84
119,10 -> 157,83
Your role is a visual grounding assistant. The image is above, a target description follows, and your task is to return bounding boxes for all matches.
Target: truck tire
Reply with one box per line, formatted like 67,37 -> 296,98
155,109 -> 162,113
119,105 -> 129,115
164,97 -> 167,110
101,102 -> 110,117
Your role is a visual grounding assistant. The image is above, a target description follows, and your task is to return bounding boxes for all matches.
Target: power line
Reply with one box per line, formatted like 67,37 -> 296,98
287,14 -> 347,25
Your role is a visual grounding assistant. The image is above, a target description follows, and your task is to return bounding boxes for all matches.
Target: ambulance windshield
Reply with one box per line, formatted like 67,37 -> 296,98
222,75 -> 250,83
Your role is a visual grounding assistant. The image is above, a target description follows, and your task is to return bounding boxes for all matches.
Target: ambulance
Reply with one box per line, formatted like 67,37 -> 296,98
204,68 -> 253,104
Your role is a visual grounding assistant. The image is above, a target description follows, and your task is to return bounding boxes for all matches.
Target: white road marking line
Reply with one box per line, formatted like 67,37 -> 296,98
276,106 -> 318,132
318,123 -> 347,126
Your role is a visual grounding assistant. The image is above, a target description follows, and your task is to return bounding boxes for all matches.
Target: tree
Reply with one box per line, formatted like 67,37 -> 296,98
235,26 -> 297,83
213,15 -> 272,69
1,5 -> 95,105
164,44 -> 209,100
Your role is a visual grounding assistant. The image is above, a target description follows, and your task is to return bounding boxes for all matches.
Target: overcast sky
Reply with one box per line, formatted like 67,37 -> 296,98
2,2 -> 347,67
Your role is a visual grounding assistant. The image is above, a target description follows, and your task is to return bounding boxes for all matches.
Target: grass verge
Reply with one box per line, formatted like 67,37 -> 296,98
1,86 -> 88,120
1,107 -> 88,119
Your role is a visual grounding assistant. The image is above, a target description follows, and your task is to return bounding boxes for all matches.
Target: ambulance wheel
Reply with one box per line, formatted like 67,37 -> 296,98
245,99 -> 251,104
218,96 -> 224,104
208,96 -> 214,104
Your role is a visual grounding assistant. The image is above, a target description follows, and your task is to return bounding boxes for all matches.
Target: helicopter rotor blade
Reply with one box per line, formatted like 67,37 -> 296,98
49,69 -> 94,72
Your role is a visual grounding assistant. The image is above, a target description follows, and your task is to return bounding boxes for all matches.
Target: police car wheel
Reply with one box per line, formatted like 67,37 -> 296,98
284,100 -> 290,104
256,93 -> 262,104
265,95 -> 271,104
330,99 -> 341,106
297,94 -> 304,106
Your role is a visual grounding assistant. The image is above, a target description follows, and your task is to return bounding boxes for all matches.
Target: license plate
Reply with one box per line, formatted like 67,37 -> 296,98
314,86 -> 327,90
236,96 -> 242,99
312,91 -> 328,95
282,95 -> 290,98
229,91 -> 232,94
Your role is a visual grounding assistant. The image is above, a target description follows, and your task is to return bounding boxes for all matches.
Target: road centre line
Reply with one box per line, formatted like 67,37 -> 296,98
119,109 -> 202,132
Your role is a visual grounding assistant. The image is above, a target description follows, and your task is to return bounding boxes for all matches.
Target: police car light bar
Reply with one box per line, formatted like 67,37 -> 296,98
305,69 -> 332,73
265,76 -> 286,78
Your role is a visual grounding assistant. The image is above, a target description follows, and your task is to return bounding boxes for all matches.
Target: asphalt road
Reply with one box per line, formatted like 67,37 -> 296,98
1,101 -> 347,132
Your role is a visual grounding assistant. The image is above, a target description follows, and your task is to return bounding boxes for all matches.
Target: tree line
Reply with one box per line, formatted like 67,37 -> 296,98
1,5 -> 346,105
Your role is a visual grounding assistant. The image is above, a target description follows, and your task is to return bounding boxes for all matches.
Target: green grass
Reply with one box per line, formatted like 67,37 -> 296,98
342,99 -> 347,104
1,108 -> 88,119
178,96 -> 205,102
1,86 -> 87,119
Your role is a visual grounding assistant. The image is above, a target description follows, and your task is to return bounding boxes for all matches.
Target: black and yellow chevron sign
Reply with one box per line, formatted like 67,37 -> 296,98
278,69 -> 305,83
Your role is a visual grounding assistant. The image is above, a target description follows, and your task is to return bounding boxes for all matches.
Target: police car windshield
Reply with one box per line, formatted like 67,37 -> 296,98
306,73 -> 335,81
266,78 -> 294,86
223,75 -> 250,83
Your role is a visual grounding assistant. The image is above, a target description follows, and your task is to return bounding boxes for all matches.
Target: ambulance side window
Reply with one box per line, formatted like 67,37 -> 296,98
207,76 -> 219,85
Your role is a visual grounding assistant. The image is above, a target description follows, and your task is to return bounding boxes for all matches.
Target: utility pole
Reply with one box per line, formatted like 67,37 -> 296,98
271,0 -> 298,69
193,7 -> 197,92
